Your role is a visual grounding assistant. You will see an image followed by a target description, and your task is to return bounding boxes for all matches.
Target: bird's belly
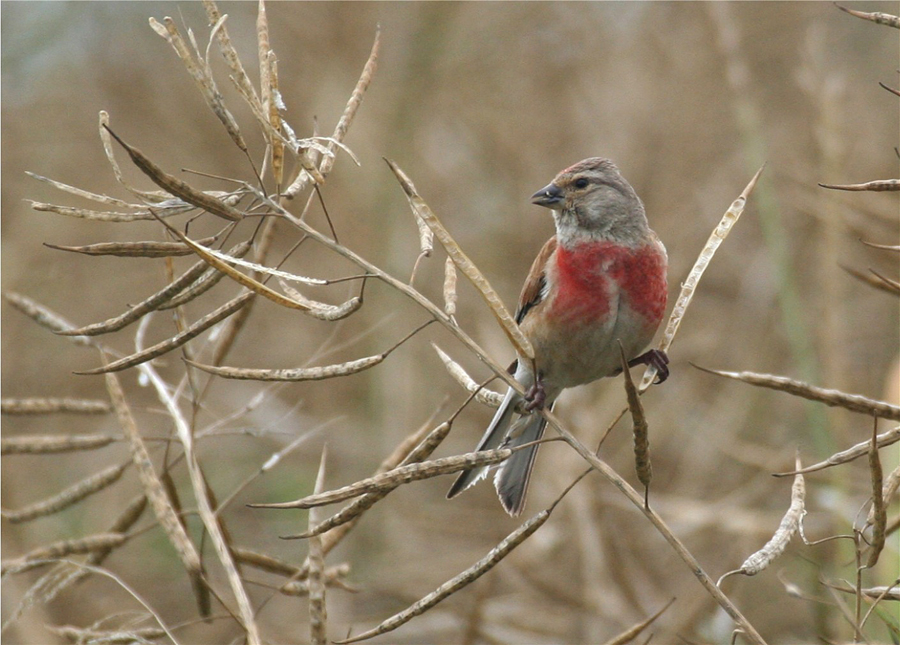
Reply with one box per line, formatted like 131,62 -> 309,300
528,297 -> 657,391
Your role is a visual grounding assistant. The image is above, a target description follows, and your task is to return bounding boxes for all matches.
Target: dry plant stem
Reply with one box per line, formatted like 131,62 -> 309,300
539,408 -> 769,645
210,217 -> 277,368
866,419 -> 886,568
0,398 -> 110,415
160,240 -> 254,310
187,320 -> 429,381
102,361 -> 208,620
25,171 -> 136,208
76,291 -> 253,375
600,597 -> 676,645
152,215 -> 323,312
149,15 -> 248,154
284,27 -> 380,199
49,626 -> 166,643
774,425 -> 900,476
29,199 -> 191,222
692,365 -> 900,421
104,126 -> 244,221
139,363 -> 261,645
308,447 -> 328,645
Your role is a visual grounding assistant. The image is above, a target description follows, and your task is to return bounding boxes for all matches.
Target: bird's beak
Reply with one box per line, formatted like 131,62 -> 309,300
531,183 -> 563,208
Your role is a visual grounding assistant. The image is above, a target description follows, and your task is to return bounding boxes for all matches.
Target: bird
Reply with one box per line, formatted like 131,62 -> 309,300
447,157 -> 669,516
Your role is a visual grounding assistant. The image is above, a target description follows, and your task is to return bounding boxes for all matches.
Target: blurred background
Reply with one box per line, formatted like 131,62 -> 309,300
3,2 -> 898,643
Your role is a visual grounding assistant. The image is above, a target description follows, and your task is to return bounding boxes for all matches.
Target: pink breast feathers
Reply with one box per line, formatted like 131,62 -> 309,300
553,242 -> 667,327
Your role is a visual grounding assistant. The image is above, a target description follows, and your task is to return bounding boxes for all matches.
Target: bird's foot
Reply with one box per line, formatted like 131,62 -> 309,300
523,380 -> 547,412
629,349 -> 670,384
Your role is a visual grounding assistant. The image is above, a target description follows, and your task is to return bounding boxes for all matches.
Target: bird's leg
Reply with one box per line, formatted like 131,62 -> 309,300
523,379 -> 547,412
629,349 -> 670,384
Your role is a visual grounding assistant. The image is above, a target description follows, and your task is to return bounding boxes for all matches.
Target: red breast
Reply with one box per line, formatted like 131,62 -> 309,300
552,241 -> 667,329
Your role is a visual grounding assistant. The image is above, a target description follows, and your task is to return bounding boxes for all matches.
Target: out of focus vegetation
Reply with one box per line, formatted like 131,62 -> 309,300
2,3 -> 897,643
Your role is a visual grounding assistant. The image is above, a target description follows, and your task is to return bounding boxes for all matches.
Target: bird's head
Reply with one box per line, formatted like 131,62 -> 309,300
531,157 -> 648,245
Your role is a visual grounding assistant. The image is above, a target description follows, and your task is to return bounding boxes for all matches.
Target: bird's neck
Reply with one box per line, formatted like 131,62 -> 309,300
554,214 -> 650,249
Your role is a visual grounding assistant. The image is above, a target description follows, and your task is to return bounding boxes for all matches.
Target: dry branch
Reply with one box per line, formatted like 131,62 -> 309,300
431,343 -> 504,408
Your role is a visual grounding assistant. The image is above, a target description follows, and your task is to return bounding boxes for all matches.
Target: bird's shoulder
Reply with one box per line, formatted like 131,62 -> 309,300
515,236 -> 557,324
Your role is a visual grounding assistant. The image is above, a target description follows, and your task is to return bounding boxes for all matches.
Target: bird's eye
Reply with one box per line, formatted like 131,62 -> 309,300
574,178 -> 589,189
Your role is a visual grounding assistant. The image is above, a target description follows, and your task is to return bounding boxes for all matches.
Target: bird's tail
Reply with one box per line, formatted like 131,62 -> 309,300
494,412 -> 547,516
446,387 -> 519,500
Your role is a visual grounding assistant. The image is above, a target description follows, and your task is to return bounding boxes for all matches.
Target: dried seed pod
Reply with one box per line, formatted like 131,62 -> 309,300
250,449 -> 512,510
775,425 -> 900,477
278,280 -> 362,321
44,235 -> 217,258
443,256 -> 458,317
1,434 -> 115,455
104,125 -> 244,221
718,454 -> 805,585
1,398 -> 110,415
431,343 -> 504,408
694,365 -> 900,421
187,353 -> 384,382
2,461 -> 129,523
619,342 -> 651,506
76,292 -> 253,375
867,419 -> 886,568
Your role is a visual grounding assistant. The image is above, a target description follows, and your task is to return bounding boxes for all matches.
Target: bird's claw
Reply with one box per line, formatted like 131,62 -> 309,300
629,349 -> 670,384
523,381 -> 547,412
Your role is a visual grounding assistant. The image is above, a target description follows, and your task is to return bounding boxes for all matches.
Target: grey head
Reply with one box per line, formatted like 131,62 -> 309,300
531,157 -> 649,246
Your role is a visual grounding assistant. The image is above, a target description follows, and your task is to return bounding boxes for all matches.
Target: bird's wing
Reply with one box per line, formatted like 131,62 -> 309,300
515,235 -> 557,325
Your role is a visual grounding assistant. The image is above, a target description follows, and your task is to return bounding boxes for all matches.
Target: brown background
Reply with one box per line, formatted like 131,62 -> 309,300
2,2 -> 898,643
